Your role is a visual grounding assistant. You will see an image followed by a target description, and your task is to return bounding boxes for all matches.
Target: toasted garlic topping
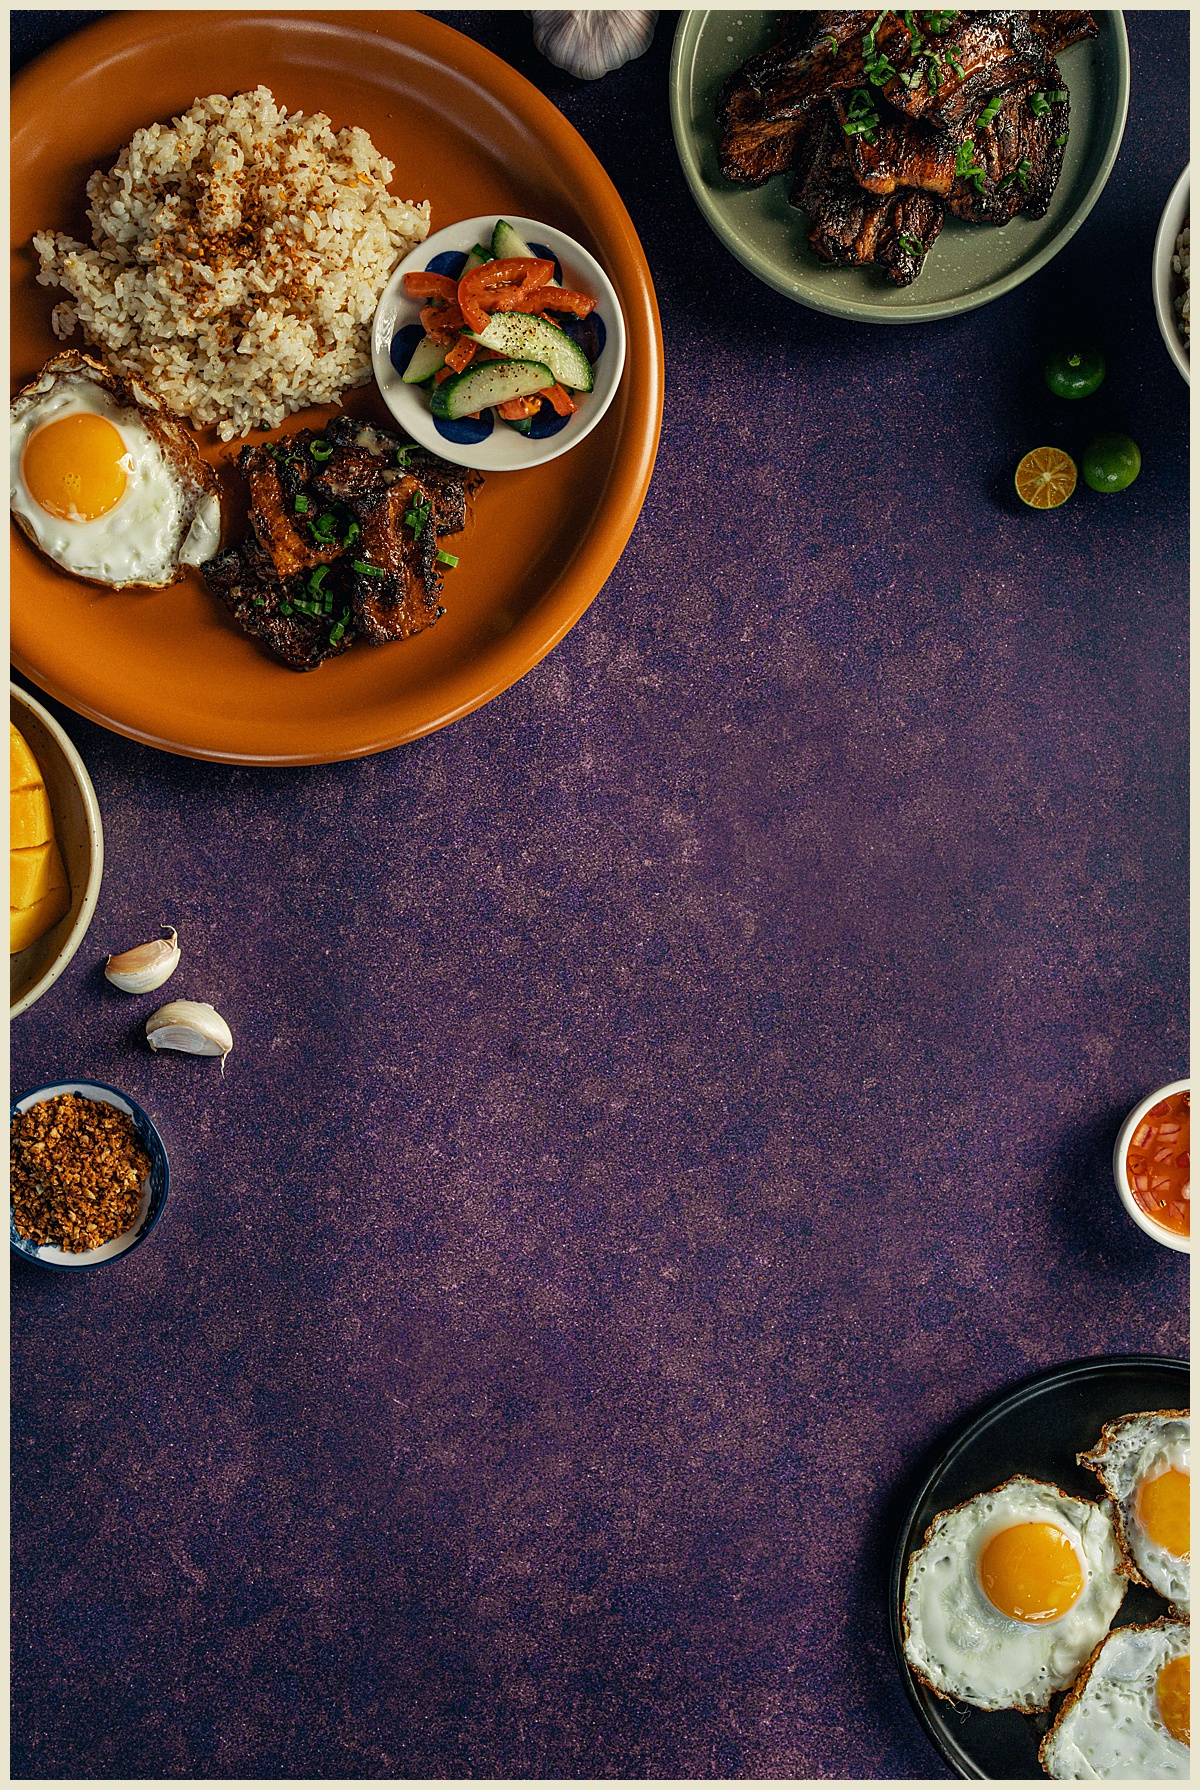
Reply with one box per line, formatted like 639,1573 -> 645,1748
105,926 -> 180,994
146,1000 -> 233,1068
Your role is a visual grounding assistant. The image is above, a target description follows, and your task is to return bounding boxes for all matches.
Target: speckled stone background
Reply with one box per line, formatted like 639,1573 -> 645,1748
11,9 -> 1188,1780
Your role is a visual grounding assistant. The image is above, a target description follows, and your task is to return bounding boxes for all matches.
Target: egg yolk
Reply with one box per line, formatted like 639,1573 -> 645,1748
1156,1654 -> 1190,1746
22,413 -> 128,521
977,1522 -> 1084,1623
1138,1468 -> 1190,1559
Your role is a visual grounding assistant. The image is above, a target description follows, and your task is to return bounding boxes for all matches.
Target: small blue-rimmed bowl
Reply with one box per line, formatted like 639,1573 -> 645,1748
10,1080 -> 169,1271
372,214 -> 627,472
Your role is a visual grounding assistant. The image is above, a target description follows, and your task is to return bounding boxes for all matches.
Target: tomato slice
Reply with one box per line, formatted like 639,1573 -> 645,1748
403,271 -> 460,301
528,287 -> 597,319
458,257 -> 555,331
543,383 -> 577,416
496,393 -> 543,421
420,300 -> 465,343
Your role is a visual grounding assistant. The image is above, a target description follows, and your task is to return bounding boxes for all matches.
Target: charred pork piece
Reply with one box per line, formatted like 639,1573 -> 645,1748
947,74 -> 1069,224
347,476 -> 444,647
717,12 -> 872,186
204,537 -> 356,672
839,101 -> 959,198
880,13 -> 1050,136
400,447 -> 483,539
792,106 -> 944,288
879,188 -> 945,285
1028,11 -> 1098,56
238,442 -> 343,580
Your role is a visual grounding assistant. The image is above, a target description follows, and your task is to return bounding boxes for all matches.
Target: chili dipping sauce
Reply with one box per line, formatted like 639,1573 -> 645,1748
1125,1090 -> 1190,1238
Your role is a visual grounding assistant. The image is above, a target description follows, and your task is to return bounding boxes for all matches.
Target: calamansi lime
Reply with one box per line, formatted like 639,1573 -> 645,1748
1015,447 -> 1077,509
1044,346 -> 1106,399
1082,433 -> 1141,493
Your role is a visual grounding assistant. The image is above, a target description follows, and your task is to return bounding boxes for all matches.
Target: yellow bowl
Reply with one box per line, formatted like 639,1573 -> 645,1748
10,683 -> 104,1018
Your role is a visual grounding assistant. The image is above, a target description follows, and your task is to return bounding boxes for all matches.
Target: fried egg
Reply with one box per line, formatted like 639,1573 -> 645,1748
1040,1618 -> 1190,1779
10,351 -> 221,588
902,1476 -> 1126,1712
1079,1412 -> 1190,1612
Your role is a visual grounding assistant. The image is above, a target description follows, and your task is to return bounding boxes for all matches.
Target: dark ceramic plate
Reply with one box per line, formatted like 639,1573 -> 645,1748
889,1355 -> 1190,1780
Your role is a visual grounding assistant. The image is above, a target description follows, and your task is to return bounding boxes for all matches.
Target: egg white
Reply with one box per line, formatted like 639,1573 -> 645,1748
1080,1413 -> 1190,1612
10,368 -> 221,587
1040,1619 -> 1190,1780
902,1477 -> 1126,1712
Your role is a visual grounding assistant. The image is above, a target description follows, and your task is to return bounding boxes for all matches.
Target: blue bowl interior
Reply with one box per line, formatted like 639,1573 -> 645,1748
10,1080 -> 169,1271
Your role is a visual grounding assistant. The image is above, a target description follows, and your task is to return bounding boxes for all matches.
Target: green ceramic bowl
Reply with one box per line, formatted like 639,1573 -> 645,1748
670,12 -> 1130,324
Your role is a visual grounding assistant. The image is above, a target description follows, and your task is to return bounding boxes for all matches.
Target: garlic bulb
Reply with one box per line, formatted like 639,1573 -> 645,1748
105,926 -> 180,994
146,1000 -> 233,1068
531,10 -> 657,80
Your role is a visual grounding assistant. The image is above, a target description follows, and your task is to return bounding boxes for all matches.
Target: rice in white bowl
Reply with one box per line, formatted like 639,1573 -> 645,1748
33,87 -> 430,439
1172,222 -> 1189,348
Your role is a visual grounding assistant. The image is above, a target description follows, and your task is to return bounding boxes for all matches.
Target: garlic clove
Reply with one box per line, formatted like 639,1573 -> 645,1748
105,926 -> 180,994
531,9 -> 657,81
146,1000 -> 233,1069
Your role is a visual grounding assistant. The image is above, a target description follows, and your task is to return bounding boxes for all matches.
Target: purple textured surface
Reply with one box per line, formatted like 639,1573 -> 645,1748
11,9 -> 1189,1780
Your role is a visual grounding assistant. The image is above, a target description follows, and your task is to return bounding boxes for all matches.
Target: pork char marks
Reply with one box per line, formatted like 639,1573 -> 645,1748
878,12 -> 1052,135
945,73 -> 1069,224
792,108 -> 943,286
717,12 -> 871,185
1028,11 -> 1098,55
204,536 -> 356,673
207,420 -> 481,669
348,477 -> 442,646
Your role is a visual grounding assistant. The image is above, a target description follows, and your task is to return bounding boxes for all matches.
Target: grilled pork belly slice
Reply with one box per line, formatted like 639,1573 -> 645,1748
879,12 -> 1050,135
1028,11 -> 1098,56
348,477 -> 443,647
204,537 -> 356,672
240,446 -> 342,580
717,11 -> 871,185
946,72 -> 1070,224
791,108 -> 944,287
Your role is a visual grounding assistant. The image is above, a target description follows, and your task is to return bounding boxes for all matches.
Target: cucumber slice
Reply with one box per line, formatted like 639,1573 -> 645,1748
467,313 -> 593,392
491,218 -> 535,261
462,245 -> 490,272
430,358 -> 555,422
401,332 -> 449,385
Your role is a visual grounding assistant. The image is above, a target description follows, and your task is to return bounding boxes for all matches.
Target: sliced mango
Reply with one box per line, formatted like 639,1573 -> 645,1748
11,781 -> 54,851
10,719 -> 74,955
10,837 -> 68,912
11,882 -> 71,953
10,723 -> 42,791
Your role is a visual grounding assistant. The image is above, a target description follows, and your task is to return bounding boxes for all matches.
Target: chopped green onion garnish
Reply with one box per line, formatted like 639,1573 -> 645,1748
954,138 -> 987,192
278,602 -> 293,616
1054,131 -> 1070,147
343,519 -> 361,547
294,493 -> 309,514
352,560 -> 387,577
1029,91 -> 1051,117
997,156 -> 1032,190
309,439 -> 333,461
897,234 -> 923,257
977,94 -> 1004,127
436,549 -> 459,568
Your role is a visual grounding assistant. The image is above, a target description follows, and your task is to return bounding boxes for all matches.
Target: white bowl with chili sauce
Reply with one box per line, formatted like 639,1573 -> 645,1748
371,215 -> 626,472
1112,1078 -> 1190,1254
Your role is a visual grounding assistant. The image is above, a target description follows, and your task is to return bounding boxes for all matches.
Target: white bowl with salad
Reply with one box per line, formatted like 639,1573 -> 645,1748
372,215 -> 627,472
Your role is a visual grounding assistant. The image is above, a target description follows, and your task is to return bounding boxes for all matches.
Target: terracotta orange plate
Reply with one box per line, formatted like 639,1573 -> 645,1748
10,10 -> 664,764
